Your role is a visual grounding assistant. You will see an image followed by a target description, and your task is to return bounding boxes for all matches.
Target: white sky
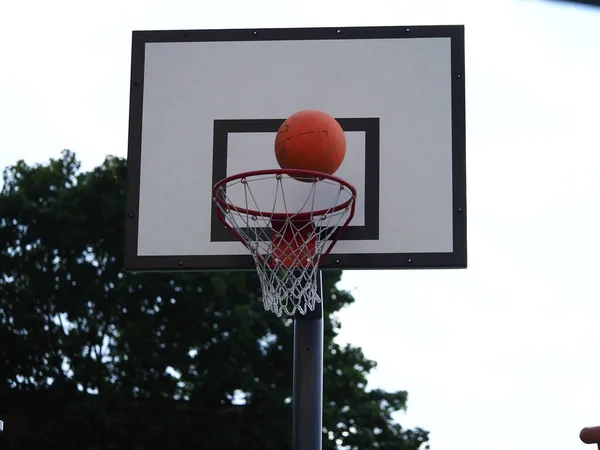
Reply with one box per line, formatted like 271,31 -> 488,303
1,0 -> 600,449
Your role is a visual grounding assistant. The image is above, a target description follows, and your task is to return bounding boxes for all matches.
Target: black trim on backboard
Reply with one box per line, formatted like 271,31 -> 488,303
132,25 -> 463,43
124,35 -> 146,271
209,118 -> 379,243
450,26 -> 467,268
123,25 -> 467,272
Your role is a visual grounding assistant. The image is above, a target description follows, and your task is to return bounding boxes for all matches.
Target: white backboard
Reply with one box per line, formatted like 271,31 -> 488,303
124,26 -> 466,271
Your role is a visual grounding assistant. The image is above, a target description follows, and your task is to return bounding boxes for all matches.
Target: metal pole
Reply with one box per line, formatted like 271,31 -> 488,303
292,270 -> 324,450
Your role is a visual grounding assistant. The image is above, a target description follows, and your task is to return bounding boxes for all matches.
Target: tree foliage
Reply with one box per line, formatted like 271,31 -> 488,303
0,151 -> 428,450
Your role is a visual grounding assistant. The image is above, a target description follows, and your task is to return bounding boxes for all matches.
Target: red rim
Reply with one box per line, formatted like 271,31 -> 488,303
212,169 -> 357,220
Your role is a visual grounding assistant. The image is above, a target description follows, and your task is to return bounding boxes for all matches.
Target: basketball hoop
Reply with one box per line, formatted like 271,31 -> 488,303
212,168 -> 356,317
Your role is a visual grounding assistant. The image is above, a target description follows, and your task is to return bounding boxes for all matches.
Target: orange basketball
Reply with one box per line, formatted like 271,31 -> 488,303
275,110 -> 346,176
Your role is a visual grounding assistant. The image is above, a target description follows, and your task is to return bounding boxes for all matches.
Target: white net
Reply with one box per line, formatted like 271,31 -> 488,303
213,170 -> 356,317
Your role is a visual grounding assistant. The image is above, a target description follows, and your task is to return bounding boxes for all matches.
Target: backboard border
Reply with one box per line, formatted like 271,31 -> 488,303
124,25 -> 467,272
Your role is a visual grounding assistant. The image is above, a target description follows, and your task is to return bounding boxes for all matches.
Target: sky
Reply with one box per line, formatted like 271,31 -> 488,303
1,0 -> 600,449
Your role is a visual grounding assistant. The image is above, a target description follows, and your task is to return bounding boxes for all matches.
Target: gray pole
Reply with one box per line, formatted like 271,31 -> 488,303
292,270 -> 324,450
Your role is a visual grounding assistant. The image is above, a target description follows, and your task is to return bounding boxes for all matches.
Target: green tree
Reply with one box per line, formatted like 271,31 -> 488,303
0,151 -> 428,450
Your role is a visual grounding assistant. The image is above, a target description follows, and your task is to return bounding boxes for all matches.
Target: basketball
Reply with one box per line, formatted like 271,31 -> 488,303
275,110 -> 346,177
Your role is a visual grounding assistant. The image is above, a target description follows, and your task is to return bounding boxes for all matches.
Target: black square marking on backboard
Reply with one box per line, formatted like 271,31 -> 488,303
210,118 -> 380,243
